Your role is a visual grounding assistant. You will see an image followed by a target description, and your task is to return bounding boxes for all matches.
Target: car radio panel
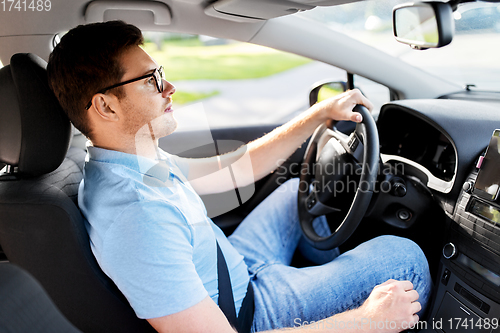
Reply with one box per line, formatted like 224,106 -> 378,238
424,129 -> 500,332
474,129 -> 500,202
469,128 -> 500,232
468,198 -> 500,227
456,253 -> 500,288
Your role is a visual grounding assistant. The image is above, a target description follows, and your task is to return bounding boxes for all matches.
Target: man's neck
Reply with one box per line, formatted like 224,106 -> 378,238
90,136 -> 160,160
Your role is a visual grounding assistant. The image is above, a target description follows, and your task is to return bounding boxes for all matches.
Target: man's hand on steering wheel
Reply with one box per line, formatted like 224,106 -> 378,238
312,89 -> 374,124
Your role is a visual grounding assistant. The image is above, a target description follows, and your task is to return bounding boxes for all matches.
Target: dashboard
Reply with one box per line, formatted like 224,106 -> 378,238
378,108 -> 457,193
379,110 -> 456,181
376,98 -> 500,330
377,99 -> 500,211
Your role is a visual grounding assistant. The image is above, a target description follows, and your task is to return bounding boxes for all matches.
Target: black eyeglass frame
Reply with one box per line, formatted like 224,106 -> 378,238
85,66 -> 164,110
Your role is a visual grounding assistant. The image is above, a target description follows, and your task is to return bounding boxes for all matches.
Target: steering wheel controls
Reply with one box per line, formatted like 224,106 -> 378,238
305,192 -> 340,216
347,133 -> 359,152
306,197 -> 316,210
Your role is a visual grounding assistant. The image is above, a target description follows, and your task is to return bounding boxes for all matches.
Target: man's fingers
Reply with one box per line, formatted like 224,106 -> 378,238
361,95 -> 374,111
406,289 -> 419,302
351,112 -> 362,123
324,89 -> 374,122
345,89 -> 372,122
410,314 -> 420,326
411,301 -> 422,315
349,89 -> 374,111
399,280 -> 414,292
376,279 -> 413,290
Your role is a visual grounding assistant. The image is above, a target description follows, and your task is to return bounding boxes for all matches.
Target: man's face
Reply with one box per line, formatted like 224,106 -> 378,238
116,45 -> 177,140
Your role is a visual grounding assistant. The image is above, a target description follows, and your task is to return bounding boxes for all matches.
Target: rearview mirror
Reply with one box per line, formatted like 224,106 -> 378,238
393,2 -> 454,50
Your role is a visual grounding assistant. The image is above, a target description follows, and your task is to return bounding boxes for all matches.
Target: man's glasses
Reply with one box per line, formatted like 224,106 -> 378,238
85,66 -> 165,110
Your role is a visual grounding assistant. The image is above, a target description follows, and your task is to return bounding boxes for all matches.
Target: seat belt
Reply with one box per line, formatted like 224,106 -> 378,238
216,241 -> 254,333
216,241 -> 238,327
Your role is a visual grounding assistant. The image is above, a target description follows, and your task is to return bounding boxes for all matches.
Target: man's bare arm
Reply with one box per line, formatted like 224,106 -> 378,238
178,90 -> 373,195
147,296 -> 236,333
148,280 -> 420,333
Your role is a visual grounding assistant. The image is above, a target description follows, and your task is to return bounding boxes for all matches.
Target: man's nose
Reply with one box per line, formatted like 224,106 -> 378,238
162,79 -> 176,97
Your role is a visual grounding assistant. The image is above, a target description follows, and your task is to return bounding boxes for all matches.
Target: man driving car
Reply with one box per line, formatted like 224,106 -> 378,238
47,20 -> 432,333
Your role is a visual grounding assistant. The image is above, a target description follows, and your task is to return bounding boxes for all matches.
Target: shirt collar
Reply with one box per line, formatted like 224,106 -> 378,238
86,146 -> 173,183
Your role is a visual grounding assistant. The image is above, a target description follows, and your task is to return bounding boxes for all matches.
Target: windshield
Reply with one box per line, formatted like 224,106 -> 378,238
296,0 -> 500,92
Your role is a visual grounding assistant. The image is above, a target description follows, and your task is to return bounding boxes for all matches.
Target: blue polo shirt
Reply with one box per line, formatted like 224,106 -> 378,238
79,146 -> 250,319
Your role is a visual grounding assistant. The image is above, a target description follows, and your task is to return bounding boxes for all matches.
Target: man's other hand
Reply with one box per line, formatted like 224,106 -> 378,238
358,279 -> 421,333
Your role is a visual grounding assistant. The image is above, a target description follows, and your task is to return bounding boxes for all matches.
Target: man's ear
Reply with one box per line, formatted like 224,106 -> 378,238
91,93 -> 120,122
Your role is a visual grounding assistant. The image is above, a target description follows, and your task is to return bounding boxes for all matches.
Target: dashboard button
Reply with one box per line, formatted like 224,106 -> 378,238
397,209 -> 411,221
441,268 -> 451,286
443,242 -> 458,259
391,182 -> 407,197
462,181 -> 474,193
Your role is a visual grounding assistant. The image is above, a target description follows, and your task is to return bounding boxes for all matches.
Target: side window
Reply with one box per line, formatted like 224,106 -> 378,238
142,32 -> 346,131
354,75 -> 391,119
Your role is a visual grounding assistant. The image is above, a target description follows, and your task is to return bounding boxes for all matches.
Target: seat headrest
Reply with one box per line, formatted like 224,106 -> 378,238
0,53 -> 71,177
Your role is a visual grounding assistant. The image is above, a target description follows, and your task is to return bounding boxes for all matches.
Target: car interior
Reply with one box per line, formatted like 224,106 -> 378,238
1,0 -> 500,332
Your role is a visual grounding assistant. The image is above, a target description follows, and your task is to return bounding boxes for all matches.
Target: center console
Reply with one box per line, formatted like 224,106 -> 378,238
424,130 -> 500,332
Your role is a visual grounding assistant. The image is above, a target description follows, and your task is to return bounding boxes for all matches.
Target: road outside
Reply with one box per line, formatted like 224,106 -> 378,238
171,61 -> 345,131
157,0 -> 500,133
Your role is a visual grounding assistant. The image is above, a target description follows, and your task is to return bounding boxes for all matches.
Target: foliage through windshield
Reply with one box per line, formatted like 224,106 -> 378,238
296,1 -> 500,92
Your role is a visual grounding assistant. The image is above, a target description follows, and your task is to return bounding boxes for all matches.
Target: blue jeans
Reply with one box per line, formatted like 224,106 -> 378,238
228,178 -> 432,332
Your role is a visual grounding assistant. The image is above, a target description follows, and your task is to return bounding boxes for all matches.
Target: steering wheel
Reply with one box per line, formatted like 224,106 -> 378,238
298,105 -> 379,250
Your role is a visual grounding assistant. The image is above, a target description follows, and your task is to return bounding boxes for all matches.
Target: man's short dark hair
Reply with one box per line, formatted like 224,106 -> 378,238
47,20 -> 144,139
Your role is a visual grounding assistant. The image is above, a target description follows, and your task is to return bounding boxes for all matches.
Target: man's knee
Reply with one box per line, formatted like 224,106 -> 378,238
369,235 -> 432,296
370,235 -> 428,269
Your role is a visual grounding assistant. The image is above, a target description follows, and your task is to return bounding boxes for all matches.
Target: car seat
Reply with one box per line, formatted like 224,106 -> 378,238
0,53 -> 155,332
0,263 -> 81,332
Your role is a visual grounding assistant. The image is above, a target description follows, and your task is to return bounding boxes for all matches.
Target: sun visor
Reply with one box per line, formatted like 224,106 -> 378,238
293,0 -> 361,6
204,0 -> 364,22
205,0 -> 314,22
85,1 -> 171,28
